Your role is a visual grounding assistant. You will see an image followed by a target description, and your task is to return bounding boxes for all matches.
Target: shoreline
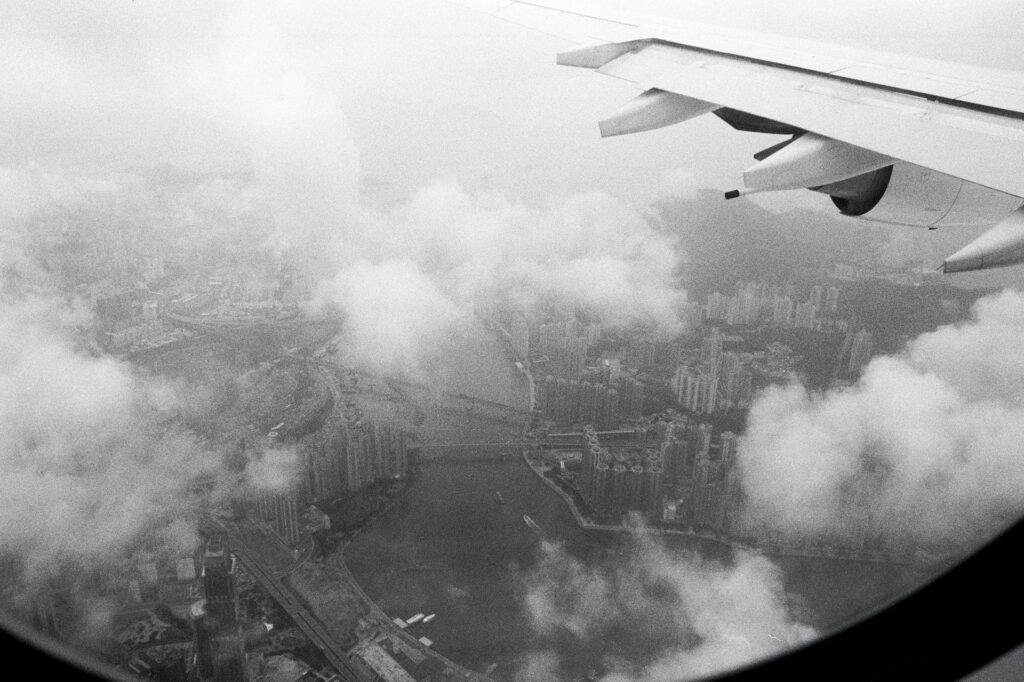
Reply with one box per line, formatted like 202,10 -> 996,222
514,344 -> 916,567
520,453 -> 920,567
520,450 -> 756,551
332,476 -> 494,680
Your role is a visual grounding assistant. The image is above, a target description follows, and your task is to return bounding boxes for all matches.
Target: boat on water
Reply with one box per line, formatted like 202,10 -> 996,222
495,491 -> 505,504
406,613 -> 425,625
423,613 -> 436,623
523,514 -> 541,531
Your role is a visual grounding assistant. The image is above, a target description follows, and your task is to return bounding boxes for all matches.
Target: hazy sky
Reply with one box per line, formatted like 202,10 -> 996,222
5,0 -> 1024,207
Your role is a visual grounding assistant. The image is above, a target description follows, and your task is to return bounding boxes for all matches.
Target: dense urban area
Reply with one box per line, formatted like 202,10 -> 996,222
5,188 -> 988,682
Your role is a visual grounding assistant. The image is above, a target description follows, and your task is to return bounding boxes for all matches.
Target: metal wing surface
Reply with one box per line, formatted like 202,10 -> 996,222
458,0 -> 1024,198
450,1 -> 1024,271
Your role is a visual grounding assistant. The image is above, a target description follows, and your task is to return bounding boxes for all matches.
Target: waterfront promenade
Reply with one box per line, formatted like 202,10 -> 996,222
520,451 -> 754,550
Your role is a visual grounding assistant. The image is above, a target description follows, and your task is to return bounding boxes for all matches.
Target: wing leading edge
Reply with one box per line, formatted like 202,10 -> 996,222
450,0 -> 1024,273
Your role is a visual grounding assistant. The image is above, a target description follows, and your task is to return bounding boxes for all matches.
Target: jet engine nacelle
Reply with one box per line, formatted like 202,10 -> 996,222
817,162 -> 1023,229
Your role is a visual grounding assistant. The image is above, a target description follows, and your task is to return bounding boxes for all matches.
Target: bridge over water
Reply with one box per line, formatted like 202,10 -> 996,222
411,441 -> 524,463
410,430 -> 640,463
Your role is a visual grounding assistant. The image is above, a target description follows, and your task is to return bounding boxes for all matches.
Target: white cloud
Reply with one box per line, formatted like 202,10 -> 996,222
517,530 -> 815,681
310,258 -> 469,375
738,289 -> 1024,550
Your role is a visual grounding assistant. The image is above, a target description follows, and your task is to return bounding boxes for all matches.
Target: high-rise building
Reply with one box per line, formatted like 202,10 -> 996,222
191,535 -> 246,682
794,301 -> 817,330
660,417 -> 689,483
809,285 -> 824,308
725,297 -> 743,326
610,464 -> 628,512
580,426 -> 663,518
563,335 -> 589,377
700,327 -> 724,371
848,329 -> 874,373
307,443 -> 345,504
539,375 -> 558,417
578,381 -> 597,427
641,466 -> 664,515
721,365 -> 753,409
343,421 -> 409,491
592,462 -> 611,512
254,487 -> 305,546
825,287 -> 840,314
706,291 -> 730,322
617,376 -> 645,419
604,388 -> 618,428
677,370 -> 718,415
628,337 -> 657,369
686,423 -> 713,468
773,296 -> 794,327
719,431 -> 738,468
680,301 -> 704,330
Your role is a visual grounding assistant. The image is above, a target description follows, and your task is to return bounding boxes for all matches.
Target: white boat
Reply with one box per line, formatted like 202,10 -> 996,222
422,614 -> 436,623
406,613 -> 425,625
523,514 -> 541,531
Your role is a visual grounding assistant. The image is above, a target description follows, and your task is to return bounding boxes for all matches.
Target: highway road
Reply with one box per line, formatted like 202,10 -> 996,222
214,525 -> 367,681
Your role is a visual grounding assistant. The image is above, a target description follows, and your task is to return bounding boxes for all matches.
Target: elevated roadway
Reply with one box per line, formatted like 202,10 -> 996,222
207,520 -> 367,681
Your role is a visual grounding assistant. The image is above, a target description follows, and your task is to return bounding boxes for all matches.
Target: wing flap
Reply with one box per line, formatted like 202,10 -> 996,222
596,43 -> 1024,198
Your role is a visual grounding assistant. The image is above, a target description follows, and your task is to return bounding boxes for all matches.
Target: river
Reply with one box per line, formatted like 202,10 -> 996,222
343,323 -> 931,680
345,458 -> 929,680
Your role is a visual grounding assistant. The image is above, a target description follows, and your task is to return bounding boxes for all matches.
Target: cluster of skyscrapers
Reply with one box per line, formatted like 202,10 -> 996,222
535,369 -> 645,428
846,328 -> 875,373
253,419 -> 409,545
705,281 -> 841,330
570,418 -> 739,533
578,426 -> 663,517
672,327 -> 758,415
504,315 -> 600,377
536,375 -> 617,428
656,417 -> 740,533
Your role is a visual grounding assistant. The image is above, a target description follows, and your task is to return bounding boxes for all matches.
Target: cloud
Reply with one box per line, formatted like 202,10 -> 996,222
0,298 -> 194,580
0,188 -> 296,599
0,7 -> 691,665
0,293 -> 303,589
367,182 -> 683,325
244,446 -> 303,493
737,289 -> 1024,551
0,0 -> 693,381
516,530 -> 815,681
310,258 -> 469,375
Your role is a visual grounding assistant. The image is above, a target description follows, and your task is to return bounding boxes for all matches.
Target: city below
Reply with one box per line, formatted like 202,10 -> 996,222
8,214 -> 977,681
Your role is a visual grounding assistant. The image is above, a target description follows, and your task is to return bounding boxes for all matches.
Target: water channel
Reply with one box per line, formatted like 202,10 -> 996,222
345,455 -> 928,679
344,324 -> 929,679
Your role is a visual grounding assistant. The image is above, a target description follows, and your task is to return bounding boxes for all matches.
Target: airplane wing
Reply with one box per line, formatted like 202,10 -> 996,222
451,1 -> 1024,273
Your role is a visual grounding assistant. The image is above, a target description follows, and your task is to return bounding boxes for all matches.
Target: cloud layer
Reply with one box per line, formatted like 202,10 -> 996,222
517,533 -> 815,681
738,290 -> 1024,551
0,295 -> 302,590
